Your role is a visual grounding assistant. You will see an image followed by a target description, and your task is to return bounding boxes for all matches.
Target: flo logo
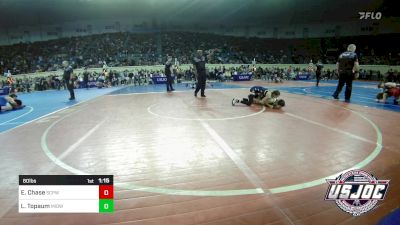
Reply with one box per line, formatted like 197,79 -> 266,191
325,170 -> 389,216
359,12 -> 382,20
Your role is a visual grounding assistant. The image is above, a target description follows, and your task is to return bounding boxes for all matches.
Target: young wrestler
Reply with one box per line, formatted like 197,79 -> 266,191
249,86 -> 268,98
0,94 -> 24,112
376,82 -> 400,105
232,87 -> 285,109
232,86 -> 268,106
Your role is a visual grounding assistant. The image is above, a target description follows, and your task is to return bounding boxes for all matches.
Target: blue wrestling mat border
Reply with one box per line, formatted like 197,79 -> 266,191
109,81 -> 399,112
296,79 -> 381,86
0,83 -> 239,133
1,81 -> 398,133
0,87 -> 121,133
278,85 -> 400,112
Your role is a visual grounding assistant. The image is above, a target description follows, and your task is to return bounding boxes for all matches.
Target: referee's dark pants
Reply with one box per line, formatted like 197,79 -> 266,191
166,75 -> 174,91
83,79 -> 89,89
316,72 -> 321,86
333,72 -> 353,100
195,75 -> 206,96
65,79 -> 75,100
240,94 -> 255,106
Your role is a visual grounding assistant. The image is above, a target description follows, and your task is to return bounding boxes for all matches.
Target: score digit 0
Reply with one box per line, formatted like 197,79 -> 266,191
99,185 -> 113,199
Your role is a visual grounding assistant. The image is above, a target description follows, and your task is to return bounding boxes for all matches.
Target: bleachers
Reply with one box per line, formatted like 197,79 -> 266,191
0,32 -> 399,77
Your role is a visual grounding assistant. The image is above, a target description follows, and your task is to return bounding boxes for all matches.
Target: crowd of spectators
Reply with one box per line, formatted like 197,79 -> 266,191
2,64 -> 399,93
1,32 -> 398,77
0,31 -> 399,93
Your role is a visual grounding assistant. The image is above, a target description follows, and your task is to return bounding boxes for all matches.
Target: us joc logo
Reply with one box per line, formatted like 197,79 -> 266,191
325,170 -> 389,216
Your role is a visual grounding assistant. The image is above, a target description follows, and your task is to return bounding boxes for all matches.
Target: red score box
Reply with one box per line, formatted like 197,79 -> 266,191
99,185 -> 114,199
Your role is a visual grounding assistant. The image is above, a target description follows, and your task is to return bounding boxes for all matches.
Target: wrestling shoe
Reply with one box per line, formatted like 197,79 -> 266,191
232,98 -> 240,106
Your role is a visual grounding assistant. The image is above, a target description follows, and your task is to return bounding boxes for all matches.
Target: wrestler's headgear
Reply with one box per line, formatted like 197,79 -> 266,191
271,90 -> 280,98
276,99 -> 285,107
376,93 -> 384,100
14,99 -> 22,106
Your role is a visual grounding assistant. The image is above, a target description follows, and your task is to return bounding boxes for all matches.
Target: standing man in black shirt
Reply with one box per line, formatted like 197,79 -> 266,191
165,55 -> 175,92
62,61 -> 75,100
193,49 -> 215,97
83,67 -> 90,89
193,50 -> 207,97
315,60 -> 324,87
332,44 -> 359,102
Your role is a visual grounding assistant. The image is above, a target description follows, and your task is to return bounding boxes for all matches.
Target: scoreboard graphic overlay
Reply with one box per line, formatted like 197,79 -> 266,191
19,175 -> 114,213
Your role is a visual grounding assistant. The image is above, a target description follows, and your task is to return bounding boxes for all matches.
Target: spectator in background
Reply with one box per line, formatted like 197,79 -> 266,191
23,76 -> 31,92
326,69 -> 332,80
6,72 -> 16,93
308,60 -> 314,73
394,71 -> 400,83
385,69 -> 396,82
